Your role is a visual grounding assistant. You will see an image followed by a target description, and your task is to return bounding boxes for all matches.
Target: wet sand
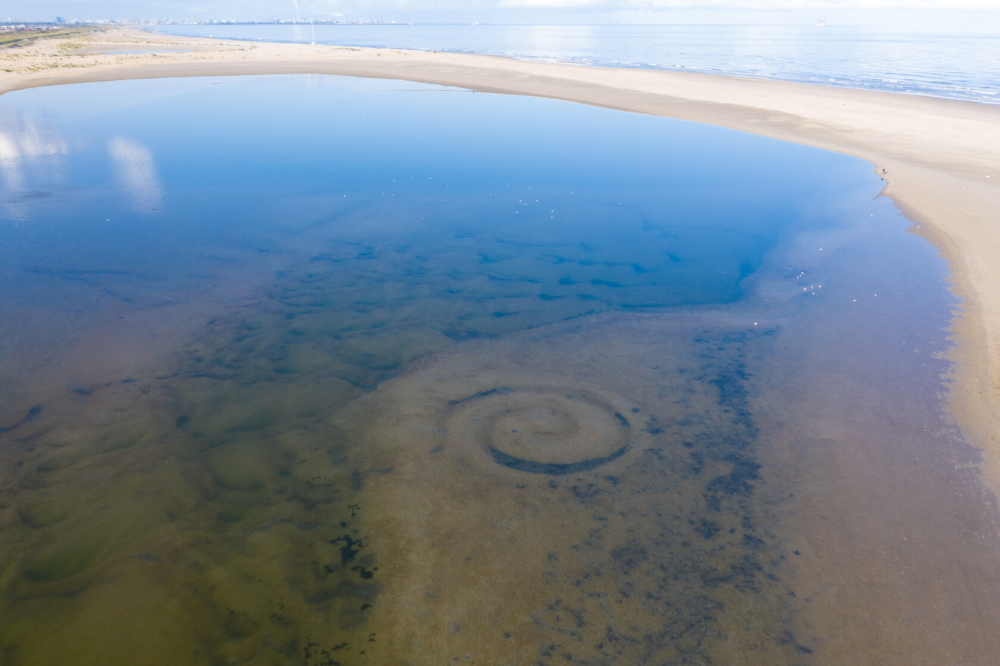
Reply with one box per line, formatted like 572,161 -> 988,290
3,27 -> 1000,666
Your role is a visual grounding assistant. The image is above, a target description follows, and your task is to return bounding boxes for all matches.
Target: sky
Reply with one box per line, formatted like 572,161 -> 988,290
3,0 -> 1000,24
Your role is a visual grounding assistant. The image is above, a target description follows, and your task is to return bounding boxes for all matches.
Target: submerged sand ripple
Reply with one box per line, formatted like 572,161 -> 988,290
335,312 -> 809,664
447,386 -> 632,473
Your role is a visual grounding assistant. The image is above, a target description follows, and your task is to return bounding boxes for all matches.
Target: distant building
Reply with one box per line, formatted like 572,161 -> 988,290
56,16 -> 64,23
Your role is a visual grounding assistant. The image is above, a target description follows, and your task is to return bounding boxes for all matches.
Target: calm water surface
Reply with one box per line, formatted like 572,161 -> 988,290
151,23 -> 1000,104
1,75 -> 999,665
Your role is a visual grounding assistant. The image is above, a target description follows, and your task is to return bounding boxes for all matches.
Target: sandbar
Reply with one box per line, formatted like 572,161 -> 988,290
3,26 -> 999,490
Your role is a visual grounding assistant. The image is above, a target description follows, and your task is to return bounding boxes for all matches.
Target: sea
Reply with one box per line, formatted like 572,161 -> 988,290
2,30 -> 1000,666
150,22 -> 1000,105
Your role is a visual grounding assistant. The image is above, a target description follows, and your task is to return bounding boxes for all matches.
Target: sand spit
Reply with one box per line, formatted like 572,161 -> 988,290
3,29 -> 998,486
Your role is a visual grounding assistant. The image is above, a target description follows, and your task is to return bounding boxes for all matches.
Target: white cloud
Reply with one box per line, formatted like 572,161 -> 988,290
498,0 -> 601,7
11,0 -> 1000,20
492,0 -> 1000,6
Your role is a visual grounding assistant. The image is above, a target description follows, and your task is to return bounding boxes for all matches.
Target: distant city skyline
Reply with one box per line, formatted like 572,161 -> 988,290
3,0 -> 1000,25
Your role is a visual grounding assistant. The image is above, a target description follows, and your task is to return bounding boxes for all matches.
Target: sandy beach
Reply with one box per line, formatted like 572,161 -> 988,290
3,30 -> 998,482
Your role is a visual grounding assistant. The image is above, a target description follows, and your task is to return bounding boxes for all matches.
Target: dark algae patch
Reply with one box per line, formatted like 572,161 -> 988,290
330,534 -> 364,566
0,404 -> 44,434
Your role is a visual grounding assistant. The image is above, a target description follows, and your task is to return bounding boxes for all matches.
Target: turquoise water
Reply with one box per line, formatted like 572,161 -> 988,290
3,75 -> 999,665
150,23 -> 1000,104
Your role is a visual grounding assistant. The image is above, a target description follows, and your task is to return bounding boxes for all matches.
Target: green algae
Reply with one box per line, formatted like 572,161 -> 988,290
22,534 -> 108,582
216,505 -> 249,523
222,609 -> 260,639
35,451 -> 82,474
18,501 -> 68,529
207,445 -> 271,492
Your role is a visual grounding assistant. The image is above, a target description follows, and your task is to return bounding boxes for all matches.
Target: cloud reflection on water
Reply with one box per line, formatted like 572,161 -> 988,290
0,111 -> 67,220
108,137 -> 164,216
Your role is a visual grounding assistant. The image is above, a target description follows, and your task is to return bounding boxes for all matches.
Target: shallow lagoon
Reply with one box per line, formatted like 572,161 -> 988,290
1,75 -> 999,665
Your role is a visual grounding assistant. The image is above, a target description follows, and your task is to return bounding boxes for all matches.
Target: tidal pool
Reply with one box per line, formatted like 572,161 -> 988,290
1,75 -> 998,665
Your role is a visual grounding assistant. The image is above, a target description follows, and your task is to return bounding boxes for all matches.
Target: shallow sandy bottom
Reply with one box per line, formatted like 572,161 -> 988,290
2,302 -> 814,664
340,302 -> 1000,664
3,262 -> 999,664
